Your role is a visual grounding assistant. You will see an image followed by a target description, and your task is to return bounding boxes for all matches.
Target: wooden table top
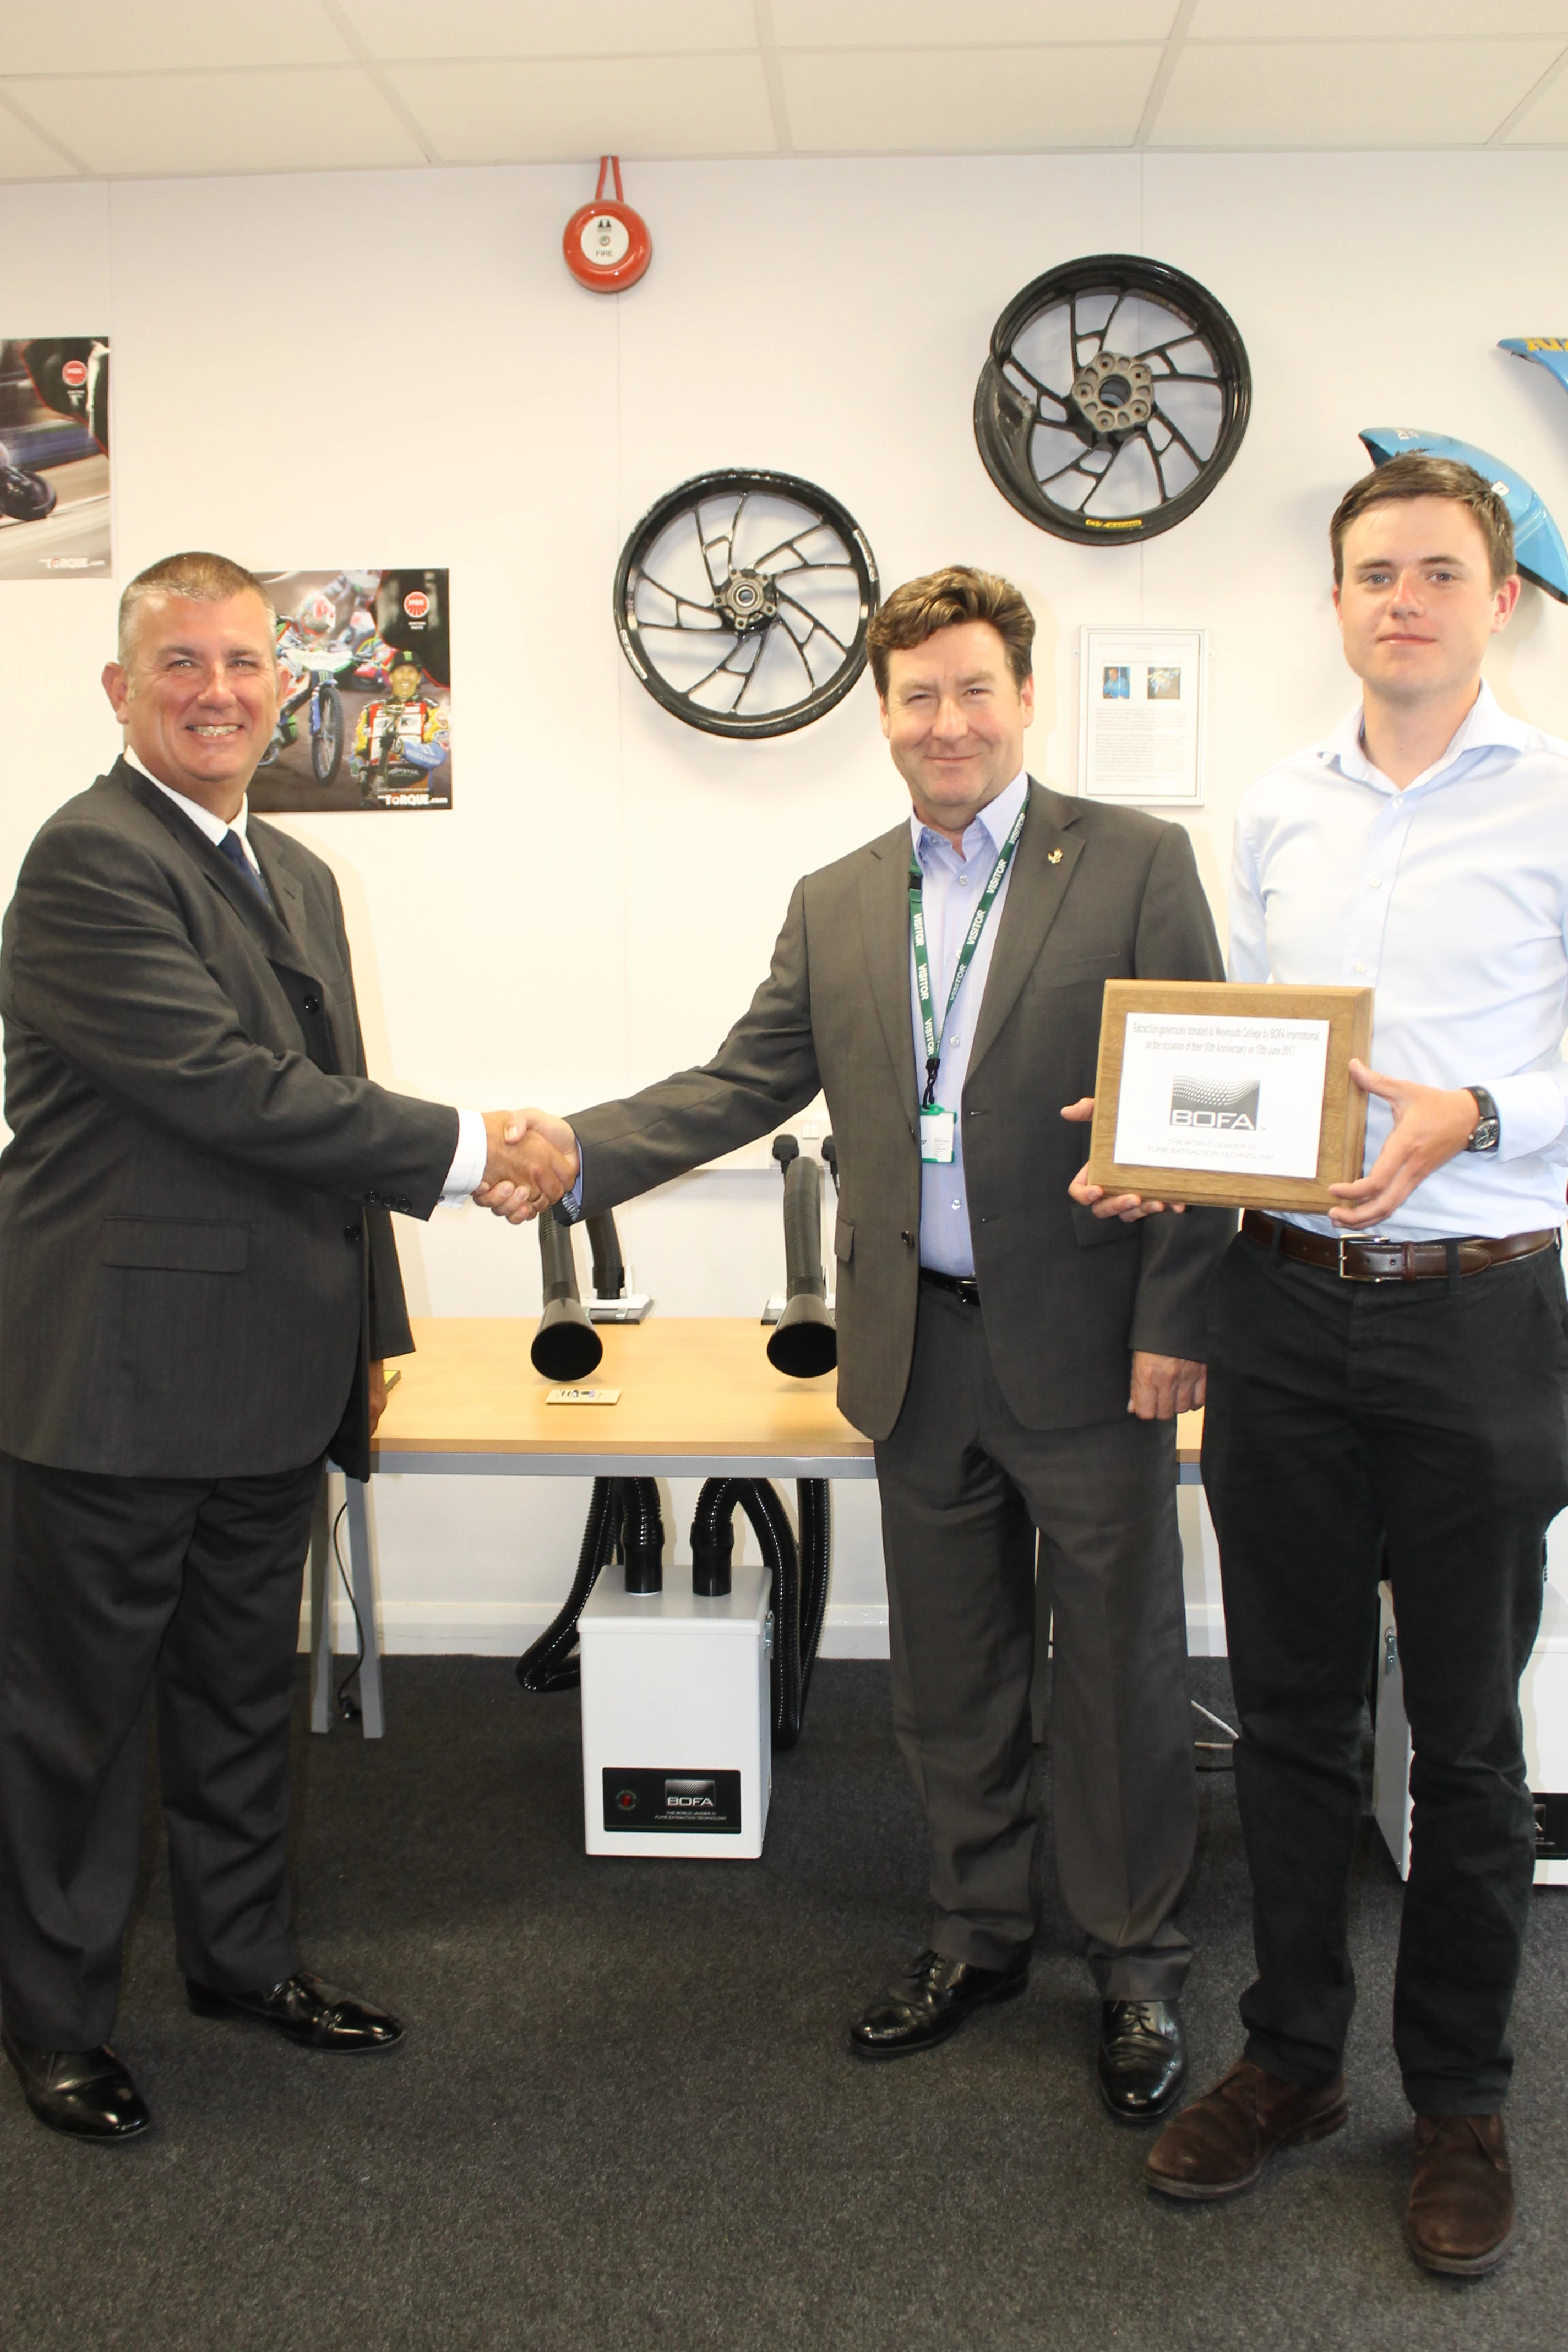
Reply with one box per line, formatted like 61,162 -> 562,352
372,1318 -> 1203,1468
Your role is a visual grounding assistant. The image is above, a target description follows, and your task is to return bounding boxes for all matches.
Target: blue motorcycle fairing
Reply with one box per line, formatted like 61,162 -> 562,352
1358,426 -> 1568,606
1499,338 -> 1568,401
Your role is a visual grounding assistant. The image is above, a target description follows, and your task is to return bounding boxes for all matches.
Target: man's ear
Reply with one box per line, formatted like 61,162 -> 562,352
101,660 -> 130,721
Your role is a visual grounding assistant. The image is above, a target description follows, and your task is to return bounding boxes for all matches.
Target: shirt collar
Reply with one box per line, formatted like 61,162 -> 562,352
1320,680 -> 1530,793
124,745 -> 251,848
909,766 -> 1029,864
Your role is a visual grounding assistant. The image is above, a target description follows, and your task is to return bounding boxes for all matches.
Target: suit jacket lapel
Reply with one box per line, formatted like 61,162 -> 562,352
967,779 -> 1085,1080
859,819 -> 921,1125
118,761 -> 315,976
249,826 -> 309,952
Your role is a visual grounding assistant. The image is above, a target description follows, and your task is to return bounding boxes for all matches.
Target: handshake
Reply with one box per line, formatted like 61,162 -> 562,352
476,1109 -> 580,1222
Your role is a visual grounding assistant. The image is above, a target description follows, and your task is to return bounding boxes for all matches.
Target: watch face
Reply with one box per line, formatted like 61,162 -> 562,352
1468,1118 -> 1501,1154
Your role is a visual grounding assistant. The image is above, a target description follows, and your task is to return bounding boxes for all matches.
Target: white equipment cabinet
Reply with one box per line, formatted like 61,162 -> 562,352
579,1560 -> 773,1860
1373,1578 -> 1568,1887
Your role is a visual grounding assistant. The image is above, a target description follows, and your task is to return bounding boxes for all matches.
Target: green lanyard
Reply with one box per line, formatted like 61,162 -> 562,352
908,801 -> 1026,1108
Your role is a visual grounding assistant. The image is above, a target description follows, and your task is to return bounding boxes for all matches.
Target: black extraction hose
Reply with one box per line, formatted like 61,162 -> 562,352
515,1475 -> 664,1691
688,1476 -> 831,1751
531,1213 -> 603,1381
586,1210 -> 625,1300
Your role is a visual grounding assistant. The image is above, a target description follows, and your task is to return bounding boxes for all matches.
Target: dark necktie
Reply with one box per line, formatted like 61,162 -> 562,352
217,827 -> 271,908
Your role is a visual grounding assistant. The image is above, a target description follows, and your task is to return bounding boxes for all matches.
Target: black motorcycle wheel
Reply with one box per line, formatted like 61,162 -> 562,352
312,684 -> 344,785
613,469 -> 879,739
0,463 -> 56,524
974,254 -> 1250,545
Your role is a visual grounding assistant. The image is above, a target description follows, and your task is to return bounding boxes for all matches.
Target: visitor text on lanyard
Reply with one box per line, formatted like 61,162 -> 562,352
908,801 -> 1026,1164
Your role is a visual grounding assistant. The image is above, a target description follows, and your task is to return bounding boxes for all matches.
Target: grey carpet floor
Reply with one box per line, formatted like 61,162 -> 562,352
2,1653 -> 1565,2352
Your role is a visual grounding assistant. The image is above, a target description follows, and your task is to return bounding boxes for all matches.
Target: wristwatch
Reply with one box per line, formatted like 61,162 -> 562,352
1463,1085 -> 1501,1155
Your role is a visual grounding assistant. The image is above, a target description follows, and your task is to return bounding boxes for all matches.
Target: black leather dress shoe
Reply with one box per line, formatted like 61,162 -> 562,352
2,2030 -> 151,2141
1098,1999 -> 1186,2122
850,1947 -> 1029,2060
185,1970 -> 402,2052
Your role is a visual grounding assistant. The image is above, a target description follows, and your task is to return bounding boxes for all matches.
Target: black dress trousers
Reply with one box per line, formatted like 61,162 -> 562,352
1201,1232 -> 1568,2115
0,1451 -> 323,2049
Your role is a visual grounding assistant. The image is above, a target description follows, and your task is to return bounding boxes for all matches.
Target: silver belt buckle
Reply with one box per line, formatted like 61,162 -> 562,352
1336,1235 -> 1355,1280
1339,1233 -> 1396,1281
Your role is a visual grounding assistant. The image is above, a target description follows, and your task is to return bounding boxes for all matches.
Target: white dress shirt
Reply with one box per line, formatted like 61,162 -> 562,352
123,746 -> 485,1204
909,769 -> 1028,1277
1229,683 -> 1568,1240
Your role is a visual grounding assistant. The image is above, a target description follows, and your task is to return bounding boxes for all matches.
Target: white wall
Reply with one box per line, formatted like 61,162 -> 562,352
7,148 -> 1568,1657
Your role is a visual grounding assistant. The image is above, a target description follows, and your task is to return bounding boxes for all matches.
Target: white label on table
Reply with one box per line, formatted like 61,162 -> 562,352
545,1386 -> 622,1405
1112,1013 -> 1329,1179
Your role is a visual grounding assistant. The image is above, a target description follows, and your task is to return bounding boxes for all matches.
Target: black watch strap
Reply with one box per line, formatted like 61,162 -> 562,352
1463,1085 -> 1501,1155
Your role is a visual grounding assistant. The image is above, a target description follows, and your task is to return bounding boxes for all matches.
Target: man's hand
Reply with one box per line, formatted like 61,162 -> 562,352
473,1109 -> 580,1224
1129,1352 -> 1206,1419
1326,1060 -> 1480,1229
369,1359 -> 388,1436
1061,1096 -> 1185,1221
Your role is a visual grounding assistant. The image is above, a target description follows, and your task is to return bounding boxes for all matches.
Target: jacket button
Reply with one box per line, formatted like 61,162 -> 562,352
344,1223 -> 362,1242
901,1229 -> 914,1247
302,993 -> 322,1014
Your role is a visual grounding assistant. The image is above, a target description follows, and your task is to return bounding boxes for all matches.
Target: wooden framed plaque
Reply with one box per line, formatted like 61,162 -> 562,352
1085,981 -> 1375,1211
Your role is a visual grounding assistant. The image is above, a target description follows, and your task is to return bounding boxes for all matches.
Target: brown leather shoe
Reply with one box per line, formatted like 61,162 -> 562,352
1145,2057 -> 1348,2201
1406,2114 -> 1514,2277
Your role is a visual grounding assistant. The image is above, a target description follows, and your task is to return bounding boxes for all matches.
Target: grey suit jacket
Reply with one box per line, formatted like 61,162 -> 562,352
573,779 -> 1234,1441
0,759 -> 459,1480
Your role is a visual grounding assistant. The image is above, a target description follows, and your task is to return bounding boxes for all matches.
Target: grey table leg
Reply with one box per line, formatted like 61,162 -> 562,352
343,1476 -> 385,1739
309,1471 -> 333,1735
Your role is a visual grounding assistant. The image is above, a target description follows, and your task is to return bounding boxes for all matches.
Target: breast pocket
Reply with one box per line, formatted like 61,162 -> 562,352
1041,951 -> 1127,991
99,1217 -> 249,1273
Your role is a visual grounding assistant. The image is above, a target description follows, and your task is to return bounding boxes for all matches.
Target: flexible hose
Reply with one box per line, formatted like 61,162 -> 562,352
586,1210 -> 625,1300
515,1476 -> 665,1690
688,1476 -> 830,1750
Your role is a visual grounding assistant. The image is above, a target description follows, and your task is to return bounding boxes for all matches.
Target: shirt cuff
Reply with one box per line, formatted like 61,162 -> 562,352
1481,1075 -> 1568,1163
441,1107 -> 489,1202
559,1145 -> 585,1222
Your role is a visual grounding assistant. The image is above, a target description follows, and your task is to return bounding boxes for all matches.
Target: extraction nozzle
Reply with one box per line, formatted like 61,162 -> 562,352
765,1135 -> 837,1380
530,1212 -> 605,1381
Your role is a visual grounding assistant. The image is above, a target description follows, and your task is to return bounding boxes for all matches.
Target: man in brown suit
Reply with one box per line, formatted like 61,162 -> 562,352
488,569 -> 1232,2118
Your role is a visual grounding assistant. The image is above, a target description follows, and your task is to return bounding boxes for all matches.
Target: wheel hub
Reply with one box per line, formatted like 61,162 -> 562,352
716,568 -> 780,633
1070,350 -> 1154,435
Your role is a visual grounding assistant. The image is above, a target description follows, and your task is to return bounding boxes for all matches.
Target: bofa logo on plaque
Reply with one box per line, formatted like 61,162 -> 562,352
1171,1075 -> 1260,1131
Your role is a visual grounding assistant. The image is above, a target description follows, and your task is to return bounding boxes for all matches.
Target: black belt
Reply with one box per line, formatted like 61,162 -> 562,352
920,1267 -> 981,1305
1241,1210 -> 1559,1283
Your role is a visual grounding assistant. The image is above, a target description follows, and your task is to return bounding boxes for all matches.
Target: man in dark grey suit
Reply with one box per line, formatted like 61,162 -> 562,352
484,568 -> 1232,2119
0,551 -> 568,2142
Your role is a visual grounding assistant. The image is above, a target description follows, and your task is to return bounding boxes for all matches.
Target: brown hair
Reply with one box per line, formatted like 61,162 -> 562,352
1329,455 -> 1515,589
866,564 -> 1034,696
118,551 -> 276,662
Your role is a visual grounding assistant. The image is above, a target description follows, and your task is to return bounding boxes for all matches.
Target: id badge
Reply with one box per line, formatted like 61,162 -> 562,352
919,1107 -> 955,1164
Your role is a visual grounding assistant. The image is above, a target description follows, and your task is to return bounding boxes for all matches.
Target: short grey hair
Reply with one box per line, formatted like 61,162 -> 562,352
117,551 -> 276,664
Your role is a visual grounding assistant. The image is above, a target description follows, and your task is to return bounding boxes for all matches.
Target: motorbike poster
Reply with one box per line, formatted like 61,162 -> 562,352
249,567 -> 453,813
0,337 -> 110,579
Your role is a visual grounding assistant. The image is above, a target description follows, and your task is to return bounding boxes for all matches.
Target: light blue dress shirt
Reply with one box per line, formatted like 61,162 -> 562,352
1230,683 -> 1568,1242
908,770 -> 1028,1278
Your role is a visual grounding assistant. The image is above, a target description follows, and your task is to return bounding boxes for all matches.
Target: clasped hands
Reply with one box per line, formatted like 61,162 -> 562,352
475,1109 -> 579,1221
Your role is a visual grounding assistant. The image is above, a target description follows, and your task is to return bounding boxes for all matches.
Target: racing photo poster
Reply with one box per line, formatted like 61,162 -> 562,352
0,337 -> 110,579
248,568 -> 452,813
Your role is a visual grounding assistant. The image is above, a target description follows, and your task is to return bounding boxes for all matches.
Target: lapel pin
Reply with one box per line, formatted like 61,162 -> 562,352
1047,846 -> 1064,864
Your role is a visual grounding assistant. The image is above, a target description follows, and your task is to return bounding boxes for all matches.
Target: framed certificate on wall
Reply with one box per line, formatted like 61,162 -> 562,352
1085,981 -> 1375,1212
1078,625 -> 1206,807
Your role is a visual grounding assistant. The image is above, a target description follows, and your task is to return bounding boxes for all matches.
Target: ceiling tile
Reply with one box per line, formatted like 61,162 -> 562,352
15,68 -> 428,175
386,54 -> 776,162
1504,53 -> 1568,129
1152,38 -> 1563,144
339,0 -> 748,62
781,44 -> 1161,150
1191,1 -> 1568,32
0,0 -> 351,73
772,0 -> 1178,43
0,98 -> 75,177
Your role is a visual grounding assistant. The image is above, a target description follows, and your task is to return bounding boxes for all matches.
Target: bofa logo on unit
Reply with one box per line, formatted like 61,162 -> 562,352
1170,1075 -> 1260,1131
664,1778 -> 717,1811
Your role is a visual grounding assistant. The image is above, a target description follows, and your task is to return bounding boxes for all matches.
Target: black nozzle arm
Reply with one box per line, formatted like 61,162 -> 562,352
780,1151 -> 826,1303
585,1211 -> 625,1300
537,1212 -> 581,1306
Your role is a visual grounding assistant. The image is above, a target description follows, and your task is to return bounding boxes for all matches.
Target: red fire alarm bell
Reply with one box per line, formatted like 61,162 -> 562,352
563,156 -> 651,294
